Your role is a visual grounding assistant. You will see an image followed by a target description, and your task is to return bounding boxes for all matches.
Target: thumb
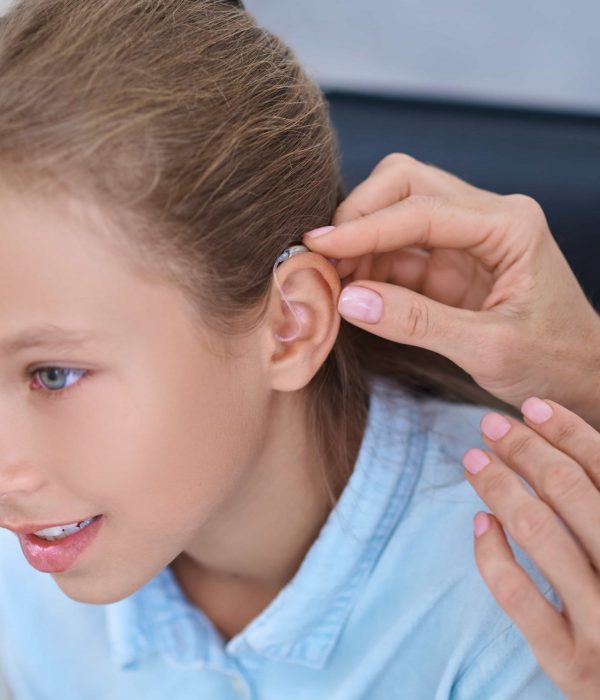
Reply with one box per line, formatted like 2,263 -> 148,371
338,281 -> 494,370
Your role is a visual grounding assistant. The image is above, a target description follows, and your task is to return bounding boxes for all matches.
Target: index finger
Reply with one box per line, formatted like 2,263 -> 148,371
304,194 -> 511,270
333,153 -> 478,226
520,397 -> 600,490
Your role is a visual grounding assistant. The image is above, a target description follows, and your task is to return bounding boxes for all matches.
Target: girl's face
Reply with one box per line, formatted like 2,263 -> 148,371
0,188 -> 304,603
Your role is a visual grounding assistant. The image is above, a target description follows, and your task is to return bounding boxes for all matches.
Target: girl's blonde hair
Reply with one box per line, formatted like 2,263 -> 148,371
0,0 -> 512,506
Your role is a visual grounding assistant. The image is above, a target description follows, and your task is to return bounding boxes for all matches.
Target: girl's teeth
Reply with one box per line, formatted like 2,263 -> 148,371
34,516 -> 96,541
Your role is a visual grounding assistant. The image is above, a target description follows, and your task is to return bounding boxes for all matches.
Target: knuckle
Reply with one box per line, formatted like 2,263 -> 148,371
480,468 -> 512,500
587,452 -> 600,485
334,198 -> 369,221
510,503 -> 552,544
401,194 -> 439,246
405,193 -> 437,209
333,199 -> 351,218
560,641 -> 600,690
376,152 -> 417,171
581,610 -> 600,647
370,219 -> 385,253
550,419 -> 578,448
504,193 -> 545,220
541,462 -> 586,502
489,568 -> 530,612
402,297 -> 431,340
504,433 -> 536,464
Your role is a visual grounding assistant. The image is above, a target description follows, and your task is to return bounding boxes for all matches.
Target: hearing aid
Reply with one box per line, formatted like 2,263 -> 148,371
273,245 -> 309,343
273,243 -> 338,342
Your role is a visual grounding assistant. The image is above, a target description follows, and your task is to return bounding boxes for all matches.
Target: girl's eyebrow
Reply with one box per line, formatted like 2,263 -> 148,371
0,324 -> 100,356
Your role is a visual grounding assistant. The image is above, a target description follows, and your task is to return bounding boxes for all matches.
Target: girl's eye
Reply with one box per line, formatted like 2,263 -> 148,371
29,367 -> 89,400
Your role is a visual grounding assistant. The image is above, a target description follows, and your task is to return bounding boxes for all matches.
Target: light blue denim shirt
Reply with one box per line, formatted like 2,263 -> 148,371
0,376 -> 565,699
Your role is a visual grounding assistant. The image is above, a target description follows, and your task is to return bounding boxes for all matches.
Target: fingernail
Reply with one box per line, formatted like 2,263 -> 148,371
473,512 -> 490,537
338,286 -> 383,323
328,258 -> 338,266
521,397 -> 553,424
462,448 -> 490,474
304,225 -> 336,238
481,413 -> 511,441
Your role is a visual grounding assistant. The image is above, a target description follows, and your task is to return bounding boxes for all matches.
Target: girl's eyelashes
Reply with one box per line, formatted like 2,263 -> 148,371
28,366 -> 90,401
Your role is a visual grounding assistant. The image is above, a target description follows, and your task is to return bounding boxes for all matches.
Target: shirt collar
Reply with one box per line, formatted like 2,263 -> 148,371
105,375 -> 426,671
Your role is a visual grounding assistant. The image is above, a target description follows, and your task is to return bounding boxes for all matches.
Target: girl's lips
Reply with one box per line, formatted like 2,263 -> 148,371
17,514 -> 104,573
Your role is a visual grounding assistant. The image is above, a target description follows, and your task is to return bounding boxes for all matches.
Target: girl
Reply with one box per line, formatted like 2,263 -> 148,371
0,0 -> 564,698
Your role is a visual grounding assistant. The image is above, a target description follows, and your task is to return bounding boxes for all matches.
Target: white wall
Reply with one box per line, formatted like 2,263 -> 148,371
1,0 -> 598,114
245,0 -> 600,115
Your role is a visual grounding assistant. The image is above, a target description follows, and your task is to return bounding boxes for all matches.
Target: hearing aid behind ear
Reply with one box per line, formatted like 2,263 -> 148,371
274,245 -> 309,268
273,245 -> 309,343
273,243 -> 338,342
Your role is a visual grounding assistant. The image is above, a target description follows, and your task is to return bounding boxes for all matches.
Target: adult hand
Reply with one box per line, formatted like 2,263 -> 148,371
301,154 -> 600,430
463,396 -> 600,700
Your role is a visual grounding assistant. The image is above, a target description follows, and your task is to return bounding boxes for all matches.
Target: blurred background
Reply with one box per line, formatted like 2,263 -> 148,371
244,0 -> 600,305
0,0 -> 598,305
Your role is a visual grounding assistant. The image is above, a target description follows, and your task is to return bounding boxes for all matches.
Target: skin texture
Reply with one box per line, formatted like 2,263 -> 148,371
464,399 -> 600,700
0,187 -> 347,640
303,153 -> 600,431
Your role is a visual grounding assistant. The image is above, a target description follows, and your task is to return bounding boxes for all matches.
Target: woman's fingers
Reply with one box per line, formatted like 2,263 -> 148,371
475,512 -> 600,699
317,153 -> 600,428
462,443 -> 600,634
332,153 -> 482,226
520,397 -> 600,490
335,247 -> 431,290
335,278 -> 497,368
472,512 -> 573,674
477,407 -> 600,573
305,193 -> 524,274
469,402 -> 600,698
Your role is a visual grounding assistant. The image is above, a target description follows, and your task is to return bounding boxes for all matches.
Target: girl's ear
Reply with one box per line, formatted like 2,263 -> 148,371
264,255 -> 341,392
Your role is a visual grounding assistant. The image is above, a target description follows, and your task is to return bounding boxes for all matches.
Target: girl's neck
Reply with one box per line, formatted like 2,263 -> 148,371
169,386 -> 368,639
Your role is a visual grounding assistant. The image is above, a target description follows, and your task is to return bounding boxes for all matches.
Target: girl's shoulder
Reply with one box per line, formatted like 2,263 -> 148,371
356,378 -> 563,697
371,379 -> 554,610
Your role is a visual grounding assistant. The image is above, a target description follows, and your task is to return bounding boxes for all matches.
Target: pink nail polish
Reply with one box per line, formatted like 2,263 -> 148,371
473,512 -> 490,537
521,397 -> 553,424
462,448 -> 490,474
304,225 -> 336,238
480,413 -> 511,441
338,286 -> 383,323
